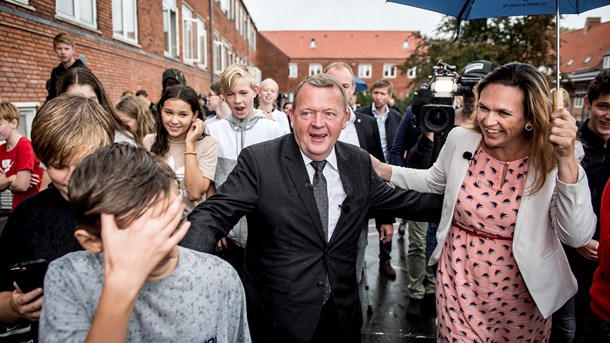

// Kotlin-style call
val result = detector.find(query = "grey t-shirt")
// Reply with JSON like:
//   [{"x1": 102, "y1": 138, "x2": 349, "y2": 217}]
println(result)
[{"x1": 39, "y1": 247, "x2": 250, "y2": 342}]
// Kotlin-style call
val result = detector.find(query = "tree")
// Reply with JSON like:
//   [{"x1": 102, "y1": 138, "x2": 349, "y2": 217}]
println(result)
[{"x1": 400, "y1": 15, "x2": 556, "y2": 87}]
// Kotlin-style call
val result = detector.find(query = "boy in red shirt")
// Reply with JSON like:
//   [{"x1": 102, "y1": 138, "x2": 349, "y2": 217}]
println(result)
[{"x1": 0, "y1": 102, "x2": 43, "y2": 209}]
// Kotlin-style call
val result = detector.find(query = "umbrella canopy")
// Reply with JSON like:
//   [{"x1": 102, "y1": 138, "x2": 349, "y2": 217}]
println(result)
[
  {"x1": 354, "y1": 76, "x2": 368, "y2": 92},
  {"x1": 388, "y1": 0, "x2": 610, "y2": 88}
]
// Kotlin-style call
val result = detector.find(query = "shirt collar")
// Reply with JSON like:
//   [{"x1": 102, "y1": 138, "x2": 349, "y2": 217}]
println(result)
[
  {"x1": 372, "y1": 104, "x2": 389, "y2": 117},
  {"x1": 301, "y1": 147, "x2": 339, "y2": 171},
  {"x1": 347, "y1": 108, "x2": 356, "y2": 124}
]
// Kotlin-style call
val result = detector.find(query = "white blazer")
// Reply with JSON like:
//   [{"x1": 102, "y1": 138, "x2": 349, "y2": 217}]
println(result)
[{"x1": 390, "y1": 127, "x2": 595, "y2": 318}]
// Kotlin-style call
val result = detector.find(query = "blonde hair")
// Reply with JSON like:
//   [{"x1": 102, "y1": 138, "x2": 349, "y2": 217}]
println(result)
[
  {"x1": 324, "y1": 62, "x2": 354, "y2": 79},
  {"x1": 469, "y1": 63, "x2": 554, "y2": 195},
  {"x1": 53, "y1": 33, "x2": 75, "y2": 48},
  {"x1": 220, "y1": 63, "x2": 257, "y2": 95},
  {"x1": 0, "y1": 102, "x2": 20, "y2": 123},
  {"x1": 32, "y1": 94, "x2": 114, "y2": 167},
  {"x1": 260, "y1": 78, "x2": 279, "y2": 91},
  {"x1": 115, "y1": 95, "x2": 156, "y2": 145}
]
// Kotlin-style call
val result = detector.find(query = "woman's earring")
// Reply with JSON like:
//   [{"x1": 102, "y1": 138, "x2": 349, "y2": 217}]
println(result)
[{"x1": 525, "y1": 123, "x2": 533, "y2": 132}]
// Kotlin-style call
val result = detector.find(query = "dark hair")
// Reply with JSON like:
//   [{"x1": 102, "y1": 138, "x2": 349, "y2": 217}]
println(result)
[
  {"x1": 135, "y1": 89, "x2": 148, "y2": 97},
  {"x1": 56, "y1": 67, "x2": 132, "y2": 139},
  {"x1": 210, "y1": 81, "x2": 222, "y2": 95},
  {"x1": 587, "y1": 70, "x2": 610, "y2": 103},
  {"x1": 69, "y1": 143, "x2": 176, "y2": 238},
  {"x1": 151, "y1": 85, "x2": 202, "y2": 156}
]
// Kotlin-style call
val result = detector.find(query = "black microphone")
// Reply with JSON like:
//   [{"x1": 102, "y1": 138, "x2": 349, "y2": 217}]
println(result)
[
  {"x1": 463, "y1": 151, "x2": 474, "y2": 161},
  {"x1": 305, "y1": 182, "x2": 314, "y2": 190},
  {"x1": 340, "y1": 204, "x2": 351, "y2": 214}
]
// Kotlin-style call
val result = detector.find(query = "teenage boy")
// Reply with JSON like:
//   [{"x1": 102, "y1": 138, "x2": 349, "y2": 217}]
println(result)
[
  {"x1": 0, "y1": 94, "x2": 114, "y2": 342},
  {"x1": 205, "y1": 63, "x2": 284, "y2": 278},
  {"x1": 0, "y1": 102, "x2": 43, "y2": 209},
  {"x1": 46, "y1": 33, "x2": 88, "y2": 102},
  {"x1": 38, "y1": 144, "x2": 250, "y2": 342}
]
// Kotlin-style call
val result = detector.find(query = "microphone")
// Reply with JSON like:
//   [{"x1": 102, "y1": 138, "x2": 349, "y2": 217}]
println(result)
[
  {"x1": 340, "y1": 204, "x2": 351, "y2": 214},
  {"x1": 305, "y1": 182, "x2": 314, "y2": 190},
  {"x1": 463, "y1": 151, "x2": 474, "y2": 161}
]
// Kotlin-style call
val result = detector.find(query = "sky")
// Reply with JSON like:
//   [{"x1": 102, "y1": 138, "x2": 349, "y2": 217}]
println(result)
[{"x1": 241, "y1": 0, "x2": 610, "y2": 36}]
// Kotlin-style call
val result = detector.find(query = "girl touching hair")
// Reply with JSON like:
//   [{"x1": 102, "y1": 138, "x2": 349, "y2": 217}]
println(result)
[
  {"x1": 115, "y1": 95, "x2": 156, "y2": 146},
  {"x1": 144, "y1": 85, "x2": 217, "y2": 211}
]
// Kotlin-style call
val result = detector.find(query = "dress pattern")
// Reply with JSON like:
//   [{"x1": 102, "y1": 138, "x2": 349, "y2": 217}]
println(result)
[{"x1": 437, "y1": 145, "x2": 551, "y2": 342}]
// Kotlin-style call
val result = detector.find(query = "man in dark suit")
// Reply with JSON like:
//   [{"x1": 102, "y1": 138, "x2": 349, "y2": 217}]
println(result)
[
  {"x1": 356, "y1": 79, "x2": 404, "y2": 276},
  {"x1": 324, "y1": 62, "x2": 396, "y2": 280},
  {"x1": 182, "y1": 74, "x2": 442, "y2": 342}
]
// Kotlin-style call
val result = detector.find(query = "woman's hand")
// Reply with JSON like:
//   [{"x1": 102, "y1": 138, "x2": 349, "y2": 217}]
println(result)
[
  {"x1": 185, "y1": 119, "x2": 205, "y2": 146},
  {"x1": 549, "y1": 108, "x2": 579, "y2": 184},
  {"x1": 371, "y1": 155, "x2": 392, "y2": 182}
]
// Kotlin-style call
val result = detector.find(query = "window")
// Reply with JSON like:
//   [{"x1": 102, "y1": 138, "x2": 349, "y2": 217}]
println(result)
[
  {"x1": 197, "y1": 18, "x2": 208, "y2": 69},
  {"x1": 309, "y1": 64, "x2": 322, "y2": 76},
  {"x1": 163, "y1": 0, "x2": 178, "y2": 58},
  {"x1": 566, "y1": 59, "x2": 574, "y2": 66},
  {"x1": 358, "y1": 64, "x2": 372, "y2": 78},
  {"x1": 182, "y1": 6, "x2": 198, "y2": 64},
  {"x1": 220, "y1": 0, "x2": 233, "y2": 19},
  {"x1": 289, "y1": 63, "x2": 298, "y2": 78},
  {"x1": 584, "y1": 56, "x2": 591, "y2": 64},
  {"x1": 574, "y1": 96, "x2": 584, "y2": 108},
  {"x1": 576, "y1": 83, "x2": 588, "y2": 93},
  {"x1": 56, "y1": 0, "x2": 97, "y2": 29},
  {"x1": 383, "y1": 64, "x2": 397, "y2": 78},
  {"x1": 112, "y1": 0, "x2": 137, "y2": 43},
  {"x1": 604, "y1": 55, "x2": 610, "y2": 69},
  {"x1": 213, "y1": 36, "x2": 229, "y2": 75},
  {"x1": 6, "y1": 0, "x2": 31, "y2": 7},
  {"x1": 407, "y1": 67, "x2": 417, "y2": 79}
]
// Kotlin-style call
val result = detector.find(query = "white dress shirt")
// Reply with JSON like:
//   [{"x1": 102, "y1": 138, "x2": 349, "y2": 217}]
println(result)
[{"x1": 338, "y1": 108, "x2": 360, "y2": 147}]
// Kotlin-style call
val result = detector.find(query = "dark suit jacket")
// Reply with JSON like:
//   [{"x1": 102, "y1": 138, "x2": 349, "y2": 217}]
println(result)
[
  {"x1": 356, "y1": 105, "x2": 402, "y2": 162},
  {"x1": 182, "y1": 135, "x2": 442, "y2": 342}
]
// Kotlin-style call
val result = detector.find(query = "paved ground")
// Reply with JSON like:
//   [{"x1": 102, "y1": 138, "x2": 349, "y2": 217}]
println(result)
[{"x1": 360, "y1": 221, "x2": 436, "y2": 342}]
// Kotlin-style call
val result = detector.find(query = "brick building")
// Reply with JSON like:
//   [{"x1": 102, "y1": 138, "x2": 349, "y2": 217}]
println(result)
[
  {"x1": 560, "y1": 17, "x2": 610, "y2": 122},
  {"x1": 1, "y1": 0, "x2": 258, "y2": 136},
  {"x1": 257, "y1": 30, "x2": 421, "y2": 100}
]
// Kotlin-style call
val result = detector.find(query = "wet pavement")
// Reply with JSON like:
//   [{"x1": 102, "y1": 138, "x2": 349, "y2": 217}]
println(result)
[{"x1": 360, "y1": 220, "x2": 437, "y2": 342}]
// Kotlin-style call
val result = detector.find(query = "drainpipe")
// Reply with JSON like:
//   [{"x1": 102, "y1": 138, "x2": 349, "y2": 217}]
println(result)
[{"x1": 209, "y1": 0, "x2": 215, "y2": 83}]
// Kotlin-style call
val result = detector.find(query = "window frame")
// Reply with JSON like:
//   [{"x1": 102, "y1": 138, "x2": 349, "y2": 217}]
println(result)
[
  {"x1": 309, "y1": 64, "x2": 322, "y2": 76},
  {"x1": 407, "y1": 67, "x2": 417, "y2": 79},
  {"x1": 289, "y1": 63, "x2": 298, "y2": 78},
  {"x1": 573, "y1": 96, "x2": 584, "y2": 109},
  {"x1": 112, "y1": 0, "x2": 138, "y2": 44},
  {"x1": 603, "y1": 55, "x2": 610, "y2": 69},
  {"x1": 358, "y1": 64, "x2": 372, "y2": 78},
  {"x1": 56, "y1": 0, "x2": 98, "y2": 30},
  {"x1": 162, "y1": 0, "x2": 179, "y2": 58},
  {"x1": 383, "y1": 64, "x2": 397, "y2": 78}
]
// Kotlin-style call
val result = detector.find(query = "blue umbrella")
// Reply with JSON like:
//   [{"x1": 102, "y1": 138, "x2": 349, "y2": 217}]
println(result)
[
  {"x1": 387, "y1": 0, "x2": 610, "y2": 88},
  {"x1": 354, "y1": 77, "x2": 368, "y2": 92}
]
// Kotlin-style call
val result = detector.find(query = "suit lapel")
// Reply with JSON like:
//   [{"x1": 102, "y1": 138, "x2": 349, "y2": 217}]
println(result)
[{"x1": 284, "y1": 136, "x2": 327, "y2": 243}]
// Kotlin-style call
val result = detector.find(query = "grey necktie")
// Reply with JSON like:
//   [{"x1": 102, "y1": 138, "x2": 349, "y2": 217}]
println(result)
[
  {"x1": 311, "y1": 160, "x2": 328, "y2": 241},
  {"x1": 311, "y1": 160, "x2": 331, "y2": 304}
]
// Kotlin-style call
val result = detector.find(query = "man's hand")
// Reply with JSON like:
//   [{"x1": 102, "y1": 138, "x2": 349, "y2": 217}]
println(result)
[
  {"x1": 9, "y1": 283, "x2": 43, "y2": 321},
  {"x1": 215, "y1": 237, "x2": 230, "y2": 252},
  {"x1": 379, "y1": 224, "x2": 394, "y2": 244},
  {"x1": 576, "y1": 239, "x2": 599, "y2": 261}
]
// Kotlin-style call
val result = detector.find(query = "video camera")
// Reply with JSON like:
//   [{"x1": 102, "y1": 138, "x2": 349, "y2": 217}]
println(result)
[{"x1": 413, "y1": 60, "x2": 496, "y2": 133}]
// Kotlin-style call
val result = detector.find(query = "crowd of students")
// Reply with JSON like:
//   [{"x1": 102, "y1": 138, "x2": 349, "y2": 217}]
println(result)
[{"x1": 0, "y1": 31, "x2": 609, "y2": 343}]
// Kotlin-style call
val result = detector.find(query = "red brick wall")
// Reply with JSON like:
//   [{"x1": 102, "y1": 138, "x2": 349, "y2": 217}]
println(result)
[
  {"x1": 255, "y1": 32, "x2": 290, "y2": 92},
  {"x1": 0, "y1": 0, "x2": 255, "y2": 105}
]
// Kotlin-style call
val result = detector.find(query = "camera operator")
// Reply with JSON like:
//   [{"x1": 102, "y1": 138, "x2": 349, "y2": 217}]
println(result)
[{"x1": 396, "y1": 60, "x2": 495, "y2": 319}]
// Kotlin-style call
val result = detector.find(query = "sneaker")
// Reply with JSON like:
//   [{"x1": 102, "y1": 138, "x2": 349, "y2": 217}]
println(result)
[
  {"x1": 422, "y1": 293, "x2": 437, "y2": 317},
  {"x1": 379, "y1": 260, "x2": 396, "y2": 278},
  {"x1": 398, "y1": 222, "x2": 406, "y2": 237}
]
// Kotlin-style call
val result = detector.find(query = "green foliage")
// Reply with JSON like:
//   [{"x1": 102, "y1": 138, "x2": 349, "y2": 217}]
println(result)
[{"x1": 399, "y1": 15, "x2": 557, "y2": 87}]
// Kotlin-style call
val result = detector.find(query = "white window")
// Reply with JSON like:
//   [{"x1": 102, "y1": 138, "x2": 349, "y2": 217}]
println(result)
[
  {"x1": 248, "y1": 21, "x2": 256, "y2": 51},
  {"x1": 407, "y1": 67, "x2": 417, "y2": 79},
  {"x1": 574, "y1": 96, "x2": 584, "y2": 108},
  {"x1": 162, "y1": 0, "x2": 178, "y2": 58},
  {"x1": 289, "y1": 63, "x2": 298, "y2": 78},
  {"x1": 213, "y1": 36, "x2": 228, "y2": 75},
  {"x1": 220, "y1": 0, "x2": 233, "y2": 19},
  {"x1": 13, "y1": 102, "x2": 39, "y2": 139},
  {"x1": 6, "y1": 0, "x2": 31, "y2": 7},
  {"x1": 182, "y1": 6, "x2": 197, "y2": 64},
  {"x1": 576, "y1": 83, "x2": 588, "y2": 93},
  {"x1": 197, "y1": 18, "x2": 208, "y2": 69},
  {"x1": 56, "y1": 0, "x2": 97, "y2": 29},
  {"x1": 604, "y1": 55, "x2": 610, "y2": 69},
  {"x1": 584, "y1": 56, "x2": 592, "y2": 64},
  {"x1": 358, "y1": 64, "x2": 372, "y2": 78},
  {"x1": 309, "y1": 64, "x2": 322, "y2": 76},
  {"x1": 112, "y1": 0, "x2": 138, "y2": 43},
  {"x1": 383, "y1": 64, "x2": 397, "y2": 78}
]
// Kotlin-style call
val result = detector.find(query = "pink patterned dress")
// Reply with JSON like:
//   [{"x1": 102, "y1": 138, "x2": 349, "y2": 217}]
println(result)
[{"x1": 436, "y1": 145, "x2": 551, "y2": 342}]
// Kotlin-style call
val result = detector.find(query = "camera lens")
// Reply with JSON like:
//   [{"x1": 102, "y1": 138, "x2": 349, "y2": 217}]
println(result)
[{"x1": 421, "y1": 105, "x2": 455, "y2": 133}]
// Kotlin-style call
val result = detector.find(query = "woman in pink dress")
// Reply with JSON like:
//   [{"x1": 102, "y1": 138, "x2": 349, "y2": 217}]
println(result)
[{"x1": 373, "y1": 63, "x2": 595, "y2": 342}]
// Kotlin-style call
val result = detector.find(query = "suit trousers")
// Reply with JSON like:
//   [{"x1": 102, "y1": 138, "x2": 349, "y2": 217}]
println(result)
[{"x1": 311, "y1": 297, "x2": 361, "y2": 343}]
